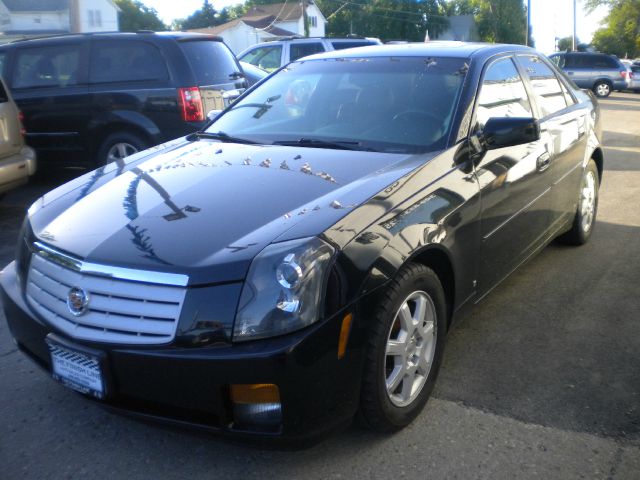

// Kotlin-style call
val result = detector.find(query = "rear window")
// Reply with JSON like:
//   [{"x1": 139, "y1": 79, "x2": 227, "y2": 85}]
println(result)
[
  {"x1": 179, "y1": 40, "x2": 238, "y2": 85},
  {"x1": 331, "y1": 41, "x2": 377, "y2": 50},
  {"x1": 89, "y1": 40, "x2": 168, "y2": 84},
  {"x1": 289, "y1": 42, "x2": 324, "y2": 62},
  {"x1": 13, "y1": 44, "x2": 80, "y2": 89}
]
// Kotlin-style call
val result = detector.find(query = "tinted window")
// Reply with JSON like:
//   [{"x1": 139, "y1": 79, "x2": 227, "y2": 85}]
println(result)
[
  {"x1": 210, "y1": 56, "x2": 467, "y2": 153},
  {"x1": 0, "y1": 79, "x2": 7, "y2": 103},
  {"x1": 13, "y1": 44, "x2": 80, "y2": 89},
  {"x1": 90, "y1": 41, "x2": 167, "y2": 84},
  {"x1": 289, "y1": 42, "x2": 324, "y2": 62},
  {"x1": 179, "y1": 40, "x2": 239, "y2": 85},
  {"x1": 476, "y1": 57, "x2": 532, "y2": 129},
  {"x1": 331, "y1": 41, "x2": 377, "y2": 50},
  {"x1": 241, "y1": 45, "x2": 282, "y2": 72},
  {"x1": 548, "y1": 54, "x2": 564, "y2": 68},
  {"x1": 518, "y1": 55, "x2": 567, "y2": 117},
  {"x1": 0, "y1": 51, "x2": 5, "y2": 76}
]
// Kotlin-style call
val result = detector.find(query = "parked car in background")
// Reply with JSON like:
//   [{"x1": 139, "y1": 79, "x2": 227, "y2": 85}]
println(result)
[
  {"x1": 0, "y1": 32, "x2": 247, "y2": 167},
  {"x1": 240, "y1": 61, "x2": 268, "y2": 86},
  {"x1": 626, "y1": 64, "x2": 640, "y2": 92},
  {"x1": 0, "y1": 77, "x2": 36, "y2": 195},
  {"x1": 548, "y1": 51, "x2": 628, "y2": 97},
  {"x1": 238, "y1": 36, "x2": 382, "y2": 71},
  {"x1": 1, "y1": 43, "x2": 603, "y2": 442}
]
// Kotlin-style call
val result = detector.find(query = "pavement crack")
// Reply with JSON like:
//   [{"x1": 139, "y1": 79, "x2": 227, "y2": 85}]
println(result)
[
  {"x1": 607, "y1": 446, "x2": 624, "y2": 480},
  {"x1": 0, "y1": 348, "x2": 18, "y2": 358}
]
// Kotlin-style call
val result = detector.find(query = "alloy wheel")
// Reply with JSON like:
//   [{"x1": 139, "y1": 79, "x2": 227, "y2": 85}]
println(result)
[
  {"x1": 106, "y1": 142, "x2": 138, "y2": 163},
  {"x1": 580, "y1": 169, "x2": 597, "y2": 233},
  {"x1": 385, "y1": 290, "x2": 437, "y2": 407}
]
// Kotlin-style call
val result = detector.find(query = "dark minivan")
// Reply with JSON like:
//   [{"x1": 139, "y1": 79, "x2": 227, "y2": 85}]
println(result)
[{"x1": 0, "y1": 32, "x2": 246, "y2": 166}]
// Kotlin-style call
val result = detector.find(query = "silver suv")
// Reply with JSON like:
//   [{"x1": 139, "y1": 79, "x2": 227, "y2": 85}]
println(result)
[
  {"x1": 548, "y1": 52, "x2": 628, "y2": 97},
  {"x1": 238, "y1": 37, "x2": 381, "y2": 72}
]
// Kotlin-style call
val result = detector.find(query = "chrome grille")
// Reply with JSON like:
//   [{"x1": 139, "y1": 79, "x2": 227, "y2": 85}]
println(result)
[{"x1": 26, "y1": 252, "x2": 187, "y2": 345}]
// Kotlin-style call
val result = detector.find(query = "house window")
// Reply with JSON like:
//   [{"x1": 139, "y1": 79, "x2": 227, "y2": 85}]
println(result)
[
  {"x1": 308, "y1": 16, "x2": 317, "y2": 28},
  {"x1": 88, "y1": 10, "x2": 102, "y2": 27}
]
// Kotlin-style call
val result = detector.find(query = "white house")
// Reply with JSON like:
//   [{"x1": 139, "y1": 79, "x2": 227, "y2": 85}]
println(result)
[
  {"x1": 0, "y1": 0, "x2": 119, "y2": 41},
  {"x1": 192, "y1": 1, "x2": 327, "y2": 54}
]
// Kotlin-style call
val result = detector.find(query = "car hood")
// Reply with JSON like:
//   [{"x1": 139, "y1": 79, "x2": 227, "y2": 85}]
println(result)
[{"x1": 28, "y1": 139, "x2": 434, "y2": 285}]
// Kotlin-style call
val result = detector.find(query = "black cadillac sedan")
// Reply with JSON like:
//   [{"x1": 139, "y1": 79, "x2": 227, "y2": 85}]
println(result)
[{"x1": 1, "y1": 43, "x2": 603, "y2": 441}]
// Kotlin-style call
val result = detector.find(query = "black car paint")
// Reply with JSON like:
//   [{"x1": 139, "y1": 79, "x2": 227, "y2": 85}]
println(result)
[
  {"x1": 0, "y1": 33, "x2": 245, "y2": 166},
  {"x1": 1, "y1": 43, "x2": 603, "y2": 441}
]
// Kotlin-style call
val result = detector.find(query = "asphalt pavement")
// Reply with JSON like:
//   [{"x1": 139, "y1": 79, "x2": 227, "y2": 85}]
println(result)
[{"x1": 0, "y1": 93, "x2": 638, "y2": 479}]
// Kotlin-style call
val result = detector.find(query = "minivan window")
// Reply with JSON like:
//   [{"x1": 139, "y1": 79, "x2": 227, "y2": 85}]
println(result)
[
  {"x1": 241, "y1": 45, "x2": 282, "y2": 72},
  {"x1": 90, "y1": 40, "x2": 168, "y2": 84},
  {"x1": 518, "y1": 55, "x2": 567, "y2": 117},
  {"x1": 179, "y1": 40, "x2": 238, "y2": 85},
  {"x1": 0, "y1": 51, "x2": 6, "y2": 76},
  {"x1": 289, "y1": 42, "x2": 325, "y2": 62},
  {"x1": 13, "y1": 44, "x2": 80, "y2": 89},
  {"x1": 475, "y1": 57, "x2": 532, "y2": 129}
]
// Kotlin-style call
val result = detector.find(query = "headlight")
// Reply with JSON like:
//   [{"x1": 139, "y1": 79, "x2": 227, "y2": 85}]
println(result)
[{"x1": 233, "y1": 237, "x2": 335, "y2": 341}]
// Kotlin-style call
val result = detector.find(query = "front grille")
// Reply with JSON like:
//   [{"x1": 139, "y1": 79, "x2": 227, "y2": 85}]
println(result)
[{"x1": 26, "y1": 253, "x2": 186, "y2": 345}]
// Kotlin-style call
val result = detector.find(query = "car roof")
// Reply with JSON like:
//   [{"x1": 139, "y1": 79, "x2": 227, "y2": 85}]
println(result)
[
  {"x1": 301, "y1": 41, "x2": 536, "y2": 61},
  {"x1": 4, "y1": 31, "x2": 222, "y2": 47}
]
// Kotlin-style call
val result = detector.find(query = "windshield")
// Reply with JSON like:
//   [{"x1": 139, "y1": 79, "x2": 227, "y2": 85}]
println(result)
[{"x1": 208, "y1": 56, "x2": 468, "y2": 153}]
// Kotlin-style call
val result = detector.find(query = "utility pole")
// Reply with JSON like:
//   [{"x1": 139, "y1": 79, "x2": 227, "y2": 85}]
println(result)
[
  {"x1": 526, "y1": 0, "x2": 530, "y2": 46},
  {"x1": 572, "y1": 0, "x2": 577, "y2": 51}
]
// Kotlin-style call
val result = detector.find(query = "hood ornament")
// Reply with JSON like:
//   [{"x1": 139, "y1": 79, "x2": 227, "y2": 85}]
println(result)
[{"x1": 67, "y1": 287, "x2": 90, "y2": 317}]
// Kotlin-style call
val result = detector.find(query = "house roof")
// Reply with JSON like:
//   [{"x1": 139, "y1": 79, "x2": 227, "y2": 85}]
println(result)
[
  {"x1": 190, "y1": 17, "x2": 295, "y2": 38},
  {"x1": 2, "y1": 0, "x2": 68, "y2": 12},
  {"x1": 244, "y1": 2, "x2": 307, "y2": 22}
]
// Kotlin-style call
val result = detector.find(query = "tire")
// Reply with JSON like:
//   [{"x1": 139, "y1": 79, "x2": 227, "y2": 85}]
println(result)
[
  {"x1": 557, "y1": 159, "x2": 599, "y2": 245},
  {"x1": 359, "y1": 263, "x2": 447, "y2": 432},
  {"x1": 95, "y1": 132, "x2": 147, "y2": 166},
  {"x1": 593, "y1": 81, "x2": 611, "y2": 98}
]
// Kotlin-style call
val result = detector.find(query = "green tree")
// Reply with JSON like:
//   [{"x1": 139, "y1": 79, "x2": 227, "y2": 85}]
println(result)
[
  {"x1": 174, "y1": 0, "x2": 219, "y2": 30},
  {"x1": 474, "y1": 0, "x2": 527, "y2": 44},
  {"x1": 590, "y1": 0, "x2": 640, "y2": 57},
  {"x1": 557, "y1": 36, "x2": 575, "y2": 51},
  {"x1": 115, "y1": 0, "x2": 167, "y2": 32}
]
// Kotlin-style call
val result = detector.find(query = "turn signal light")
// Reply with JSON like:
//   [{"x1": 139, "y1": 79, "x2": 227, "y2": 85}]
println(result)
[
  {"x1": 230, "y1": 383, "x2": 280, "y2": 404},
  {"x1": 178, "y1": 87, "x2": 204, "y2": 122}
]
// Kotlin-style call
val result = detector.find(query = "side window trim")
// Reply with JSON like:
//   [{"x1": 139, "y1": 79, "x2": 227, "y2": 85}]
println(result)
[
  {"x1": 514, "y1": 54, "x2": 574, "y2": 119},
  {"x1": 468, "y1": 53, "x2": 534, "y2": 137}
]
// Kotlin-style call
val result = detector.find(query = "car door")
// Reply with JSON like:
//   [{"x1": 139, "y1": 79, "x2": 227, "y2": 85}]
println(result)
[
  {"x1": 472, "y1": 56, "x2": 553, "y2": 296},
  {"x1": 563, "y1": 53, "x2": 591, "y2": 88},
  {"x1": 516, "y1": 54, "x2": 587, "y2": 230},
  {"x1": 8, "y1": 40, "x2": 90, "y2": 163}
]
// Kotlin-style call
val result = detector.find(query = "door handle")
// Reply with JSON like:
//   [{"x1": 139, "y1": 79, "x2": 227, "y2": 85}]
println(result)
[{"x1": 537, "y1": 152, "x2": 551, "y2": 172}]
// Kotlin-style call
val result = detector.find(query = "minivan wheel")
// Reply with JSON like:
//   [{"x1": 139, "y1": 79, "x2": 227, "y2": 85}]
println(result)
[
  {"x1": 359, "y1": 263, "x2": 446, "y2": 432},
  {"x1": 557, "y1": 159, "x2": 599, "y2": 245},
  {"x1": 593, "y1": 81, "x2": 611, "y2": 98},
  {"x1": 96, "y1": 132, "x2": 147, "y2": 166}
]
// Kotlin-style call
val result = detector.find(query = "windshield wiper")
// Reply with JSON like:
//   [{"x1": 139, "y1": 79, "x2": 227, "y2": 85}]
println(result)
[
  {"x1": 188, "y1": 131, "x2": 258, "y2": 145},
  {"x1": 272, "y1": 138, "x2": 377, "y2": 151}
]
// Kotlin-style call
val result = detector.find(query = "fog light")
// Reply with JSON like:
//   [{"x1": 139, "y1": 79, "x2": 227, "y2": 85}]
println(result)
[{"x1": 230, "y1": 384, "x2": 282, "y2": 432}]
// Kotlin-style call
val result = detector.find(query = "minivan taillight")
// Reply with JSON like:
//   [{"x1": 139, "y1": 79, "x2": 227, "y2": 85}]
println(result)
[
  {"x1": 178, "y1": 87, "x2": 204, "y2": 122},
  {"x1": 621, "y1": 70, "x2": 629, "y2": 79},
  {"x1": 18, "y1": 110, "x2": 26, "y2": 136}
]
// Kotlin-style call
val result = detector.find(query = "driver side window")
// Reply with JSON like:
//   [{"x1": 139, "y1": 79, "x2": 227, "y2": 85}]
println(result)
[
  {"x1": 241, "y1": 46, "x2": 282, "y2": 72},
  {"x1": 476, "y1": 57, "x2": 532, "y2": 130}
]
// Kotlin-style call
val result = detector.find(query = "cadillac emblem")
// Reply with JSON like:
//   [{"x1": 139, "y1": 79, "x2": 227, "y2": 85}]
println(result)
[{"x1": 67, "y1": 287, "x2": 90, "y2": 317}]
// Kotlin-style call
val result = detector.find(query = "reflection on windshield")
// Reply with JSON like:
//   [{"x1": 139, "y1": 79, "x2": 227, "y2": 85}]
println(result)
[{"x1": 209, "y1": 56, "x2": 467, "y2": 153}]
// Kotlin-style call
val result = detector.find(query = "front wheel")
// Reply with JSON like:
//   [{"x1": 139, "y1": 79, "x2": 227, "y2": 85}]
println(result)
[
  {"x1": 359, "y1": 263, "x2": 447, "y2": 432},
  {"x1": 558, "y1": 159, "x2": 599, "y2": 245},
  {"x1": 593, "y1": 81, "x2": 611, "y2": 98}
]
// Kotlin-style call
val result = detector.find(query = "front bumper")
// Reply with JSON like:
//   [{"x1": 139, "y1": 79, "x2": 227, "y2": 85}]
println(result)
[{"x1": 1, "y1": 261, "x2": 364, "y2": 442}]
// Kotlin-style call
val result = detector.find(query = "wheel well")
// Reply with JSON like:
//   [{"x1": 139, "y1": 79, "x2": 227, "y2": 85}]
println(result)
[
  {"x1": 591, "y1": 147, "x2": 604, "y2": 184},
  {"x1": 92, "y1": 123, "x2": 153, "y2": 159},
  {"x1": 412, "y1": 248, "x2": 455, "y2": 326},
  {"x1": 593, "y1": 78, "x2": 612, "y2": 87}
]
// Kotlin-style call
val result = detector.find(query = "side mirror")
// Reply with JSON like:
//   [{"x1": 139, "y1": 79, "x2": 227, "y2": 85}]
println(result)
[
  {"x1": 207, "y1": 109, "x2": 222, "y2": 121},
  {"x1": 481, "y1": 117, "x2": 540, "y2": 150}
]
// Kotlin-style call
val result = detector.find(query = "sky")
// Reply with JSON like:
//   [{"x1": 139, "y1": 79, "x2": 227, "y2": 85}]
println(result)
[{"x1": 143, "y1": 0, "x2": 610, "y2": 54}]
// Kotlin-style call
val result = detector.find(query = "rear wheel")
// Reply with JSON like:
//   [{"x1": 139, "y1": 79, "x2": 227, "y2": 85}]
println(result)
[
  {"x1": 593, "y1": 81, "x2": 611, "y2": 98},
  {"x1": 359, "y1": 263, "x2": 447, "y2": 432},
  {"x1": 558, "y1": 159, "x2": 599, "y2": 245},
  {"x1": 96, "y1": 132, "x2": 146, "y2": 166}
]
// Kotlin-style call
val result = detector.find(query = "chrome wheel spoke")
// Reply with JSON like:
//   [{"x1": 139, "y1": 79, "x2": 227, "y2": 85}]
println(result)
[{"x1": 385, "y1": 290, "x2": 438, "y2": 407}]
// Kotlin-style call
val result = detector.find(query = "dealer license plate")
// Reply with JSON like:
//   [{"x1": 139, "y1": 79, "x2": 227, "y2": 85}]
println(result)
[{"x1": 46, "y1": 340, "x2": 105, "y2": 399}]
